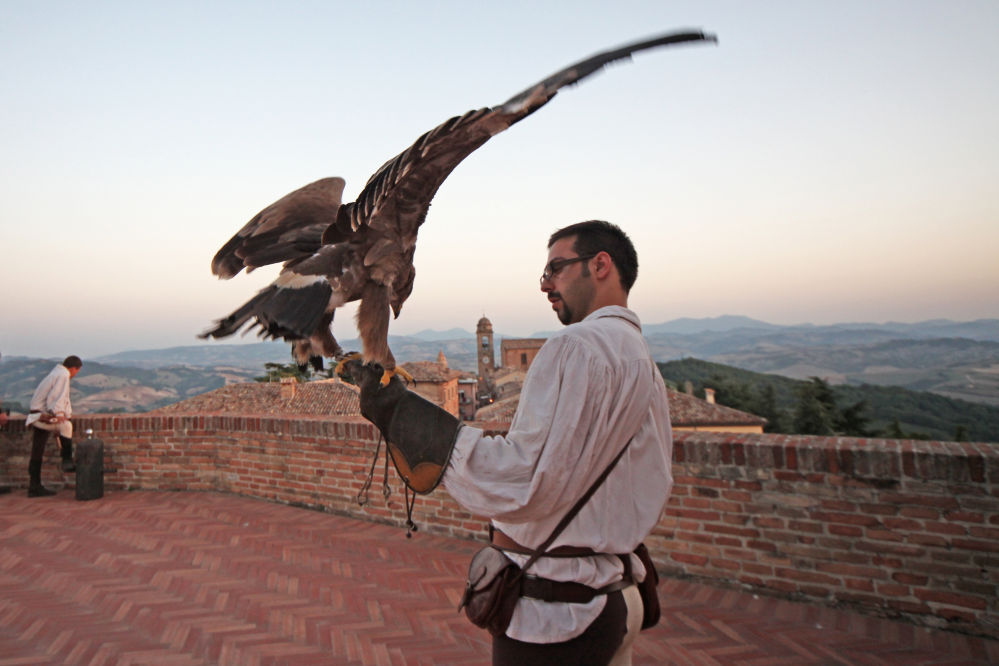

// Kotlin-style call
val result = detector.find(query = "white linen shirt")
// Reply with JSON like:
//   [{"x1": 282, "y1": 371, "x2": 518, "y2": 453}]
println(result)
[
  {"x1": 444, "y1": 305, "x2": 673, "y2": 643},
  {"x1": 25, "y1": 364, "x2": 73, "y2": 428}
]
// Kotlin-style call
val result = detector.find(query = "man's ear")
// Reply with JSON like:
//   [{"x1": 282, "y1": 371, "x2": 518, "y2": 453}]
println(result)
[{"x1": 594, "y1": 252, "x2": 615, "y2": 280}]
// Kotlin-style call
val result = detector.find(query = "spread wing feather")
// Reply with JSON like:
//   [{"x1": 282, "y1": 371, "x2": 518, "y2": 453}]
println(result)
[
  {"x1": 211, "y1": 177, "x2": 346, "y2": 279},
  {"x1": 343, "y1": 30, "x2": 714, "y2": 239}
]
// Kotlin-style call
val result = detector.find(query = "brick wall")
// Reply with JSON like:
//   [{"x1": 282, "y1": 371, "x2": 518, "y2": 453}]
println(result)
[
  {"x1": 656, "y1": 432, "x2": 999, "y2": 639},
  {"x1": 2, "y1": 417, "x2": 996, "y2": 639},
  {"x1": 0, "y1": 415, "x2": 493, "y2": 540}
]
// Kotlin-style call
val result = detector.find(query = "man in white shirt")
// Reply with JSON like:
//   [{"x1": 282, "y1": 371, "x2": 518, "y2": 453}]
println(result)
[
  {"x1": 350, "y1": 221, "x2": 672, "y2": 665},
  {"x1": 24, "y1": 355, "x2": 82, "y2": 496}
]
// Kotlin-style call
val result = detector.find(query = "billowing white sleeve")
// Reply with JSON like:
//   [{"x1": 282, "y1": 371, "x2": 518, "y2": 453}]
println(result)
[
  {"x1": 47, "y1": 373, "x2": 72, "y2": 418},
  {"x1": 444, "y1": 336, "x2": 605, "y2": 523}
]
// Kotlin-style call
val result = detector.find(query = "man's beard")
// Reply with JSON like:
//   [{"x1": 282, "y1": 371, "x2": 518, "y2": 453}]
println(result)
[
  {"x1": 556, "y1": 300, "x2": 574, "y2": 325},
  {"x1": 552, "y1": 277, "x2": 594, "y2": 326}
]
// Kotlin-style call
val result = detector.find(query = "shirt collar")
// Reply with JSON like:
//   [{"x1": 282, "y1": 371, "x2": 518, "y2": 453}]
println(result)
[{"x1": 583, "y1": 305, "x2": 642, "y2": 331}]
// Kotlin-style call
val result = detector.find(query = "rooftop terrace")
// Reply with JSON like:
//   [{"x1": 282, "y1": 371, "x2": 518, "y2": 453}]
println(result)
[{"x1": 1, "y1": 491, "x2": 996, "y2": 665}]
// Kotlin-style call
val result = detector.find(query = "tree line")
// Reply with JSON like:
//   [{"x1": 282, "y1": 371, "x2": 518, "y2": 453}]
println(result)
[{"x1": 657, "y1": 358, "x2": 996, "y2": 442}]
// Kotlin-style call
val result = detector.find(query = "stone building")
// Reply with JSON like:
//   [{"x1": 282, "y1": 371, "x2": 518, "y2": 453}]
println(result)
[
  {"x1": 457, "y1": 375, "x2": 478, "y2": 421},
  {"x1": 400, "y1": 350, "x2": 466, "y2": 418},
  {"x1": 499, "y1": 338, "x2": 546, "y2": 371},
  {"x1": 475, "y1": 316, "x2": 495, "y2": 386}
]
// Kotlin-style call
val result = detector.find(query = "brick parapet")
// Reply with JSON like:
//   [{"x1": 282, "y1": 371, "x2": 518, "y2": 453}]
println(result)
[
  {"x1": 663, "y1": 431, "x2": 999, "y2": 639},
  {"x1": 1, "y1": 418, "x2": 996, "y2": 639}
]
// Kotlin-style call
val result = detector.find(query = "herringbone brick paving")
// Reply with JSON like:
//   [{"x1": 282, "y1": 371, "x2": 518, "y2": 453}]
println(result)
[{"x1": 0, "y1": 492, "x2": 995, "y2": 665}]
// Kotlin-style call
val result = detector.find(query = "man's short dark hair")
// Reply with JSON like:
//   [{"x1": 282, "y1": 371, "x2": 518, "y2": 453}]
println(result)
[
  {"x1": 548, "y1": 220, "x2": 638, "y2": 292},
  {"x1": 62, "y1": 356, "x2": 82, "y2": 369}
]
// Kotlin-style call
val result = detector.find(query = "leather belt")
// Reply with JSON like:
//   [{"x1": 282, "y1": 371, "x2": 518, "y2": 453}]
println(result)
[
  {"x1": 29, "y1": 410, "x2": 42, "y2": 414},
  {"x1": 490, "y1": 526, "x2": 598, "y2": 558},
  {"x1": 521, "y1": 576, "x2": 634, "y2": 604}
]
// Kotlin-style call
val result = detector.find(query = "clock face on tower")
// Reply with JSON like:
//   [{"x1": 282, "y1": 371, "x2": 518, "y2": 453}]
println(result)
[{"x1": 482, "y1": 356, "x2": 490, "y2": 366}]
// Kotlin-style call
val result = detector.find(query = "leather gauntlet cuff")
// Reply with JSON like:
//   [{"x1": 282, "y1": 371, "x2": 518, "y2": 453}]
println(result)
[
  {"x1": 384, "y1": 390, "x2": 462, "y2": 494},
  {"x1": 351, "y1": 362, "x2": 462, "y2": 494}
]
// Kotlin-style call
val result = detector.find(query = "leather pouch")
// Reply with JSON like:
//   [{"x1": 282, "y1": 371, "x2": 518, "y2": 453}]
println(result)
[
  {"x1": 633, "y1": 543, "x2": 661, "y2": 630},
  {"x1": 457, "y1": 434, "x2": 641, "y2": 636},
  {"x1": 458, "y1": 546, "x2": 523, "y2": 636}
]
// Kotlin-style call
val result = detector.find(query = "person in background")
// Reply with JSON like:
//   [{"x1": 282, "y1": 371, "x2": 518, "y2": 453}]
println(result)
[
  {"x1": 0, "y1": 408, "x2": 9, "y2": 494},
  {"x1": 24, "y1": 355, "x2": 82, "y2": 497}
]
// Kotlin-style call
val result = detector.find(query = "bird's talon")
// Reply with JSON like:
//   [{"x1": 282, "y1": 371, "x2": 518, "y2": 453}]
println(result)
[
  {"x1": 334, "y1": 352, "x2": 363, "y2": 376},
  {"x1": 380, "y1": 366, "x2": 415, "y2": 387}
]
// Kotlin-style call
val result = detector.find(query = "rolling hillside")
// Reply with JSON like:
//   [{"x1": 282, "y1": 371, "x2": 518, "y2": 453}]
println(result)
[
  {"x1": 0, "y1": 358, "x2": 258, "y2": 414},
  {"x1": 658, "y1": 358, "x2": 999, "y2": 443}
]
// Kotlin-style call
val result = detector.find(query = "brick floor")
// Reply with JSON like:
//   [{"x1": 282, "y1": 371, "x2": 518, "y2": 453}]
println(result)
[{"x1": 0, "y1": 491, "x2": 995, "y2": 665}]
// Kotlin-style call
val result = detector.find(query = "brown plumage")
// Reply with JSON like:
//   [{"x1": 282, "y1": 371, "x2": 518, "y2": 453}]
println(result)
[{"x1": 201, "y1": 30, "x2": 716, "y2": 376}]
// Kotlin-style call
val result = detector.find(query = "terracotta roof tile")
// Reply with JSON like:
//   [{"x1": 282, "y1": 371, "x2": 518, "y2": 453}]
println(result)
[
  {"x1": 664, "y1": 389, "x2": 768, "y2": 427},
  {"x1": 500, "y1": 338, "x2": 546, "y2": 351},
  {"x1": 476, "y1": 388, "x2": 767, "y2": 427},
  {"x1": 475, "y1": 395, "x2": 520, "y2": 423},
  {"x1": 399, "y1": 361, "x2": 463, "y2": 383},
  {"x1": 152, "y1": 380, "x2": 361, "y2": 417}
]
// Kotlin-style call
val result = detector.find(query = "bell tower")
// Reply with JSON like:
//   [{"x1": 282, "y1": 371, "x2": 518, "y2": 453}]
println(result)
[{"x1": 476, "y1": 316, "x2": 495, "y2": 380}]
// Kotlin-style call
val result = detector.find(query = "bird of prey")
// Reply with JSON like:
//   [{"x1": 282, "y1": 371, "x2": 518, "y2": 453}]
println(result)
[{"x1": 202, "y1": 30, "x2": 717, "y2": 385}]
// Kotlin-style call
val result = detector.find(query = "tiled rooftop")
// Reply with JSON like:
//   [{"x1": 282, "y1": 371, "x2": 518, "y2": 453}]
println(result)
[
  {"x1": 398, "y1": 361, "x2": 464, "y2": 383},
  {"x1": 476, "y1": 388, "x2": 767, "y2": 428},
  {"x1": 664, "y1": 388, "x2": 768, "y2": 427},
  {"x1": 152, "y1": 380, "x2": 362, "y2": 417},
  {"x1": 475, "y1": 394, "x2": 520, "y2": 423},
  {"x1": 499, "y1": 338, "x2": 546, "y2": 350}
]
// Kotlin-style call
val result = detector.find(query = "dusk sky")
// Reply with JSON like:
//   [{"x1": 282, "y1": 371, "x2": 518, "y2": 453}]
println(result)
[{"x1": 2, "y1": 1, "x2": 997, "y2": 359}]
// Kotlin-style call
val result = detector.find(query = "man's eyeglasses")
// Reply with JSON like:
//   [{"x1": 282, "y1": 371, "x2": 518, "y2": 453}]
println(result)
[{"x1": 540, "y1": 254, "x2": 597, "y2": 285}]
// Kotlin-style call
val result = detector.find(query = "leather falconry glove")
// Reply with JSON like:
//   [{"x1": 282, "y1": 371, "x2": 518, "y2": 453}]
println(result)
[{"x1": 346, "y1": 360, "x2": 462, "y2": 494}]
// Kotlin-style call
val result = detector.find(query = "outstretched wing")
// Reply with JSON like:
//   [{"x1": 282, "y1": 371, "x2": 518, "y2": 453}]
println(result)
[
  {"x1": 211, "y1": 177, "x2": 346, "y2": 279},
  {"x1": 328, "y1": 30, "x2": 716, "y2": 247}
]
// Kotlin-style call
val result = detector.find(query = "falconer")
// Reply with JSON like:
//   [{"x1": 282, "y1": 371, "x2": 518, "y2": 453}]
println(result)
[
  {"x1": 349, "y1": 221, "x2": 673, "y2": 665},
  {"x1": 24, "y1": 355, "x2": 82, "y2": 497}
]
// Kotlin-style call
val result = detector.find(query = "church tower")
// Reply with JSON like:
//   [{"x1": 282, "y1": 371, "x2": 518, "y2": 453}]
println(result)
[{"x1": 476, "y1": 316, "x2": 495, "y2": 380}]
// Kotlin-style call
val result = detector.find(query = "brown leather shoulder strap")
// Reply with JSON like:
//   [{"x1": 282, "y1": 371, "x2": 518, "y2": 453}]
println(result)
[{"x1": 513, "y1": 435, "x2": 635, "y2": 578}]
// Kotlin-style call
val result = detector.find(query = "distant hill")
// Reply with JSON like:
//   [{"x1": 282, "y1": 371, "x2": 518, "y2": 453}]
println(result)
[
  {"x1": 92, "y1": 335, "x2": 518, "y2": 374},
  {"x1": 658, "y1": 358, "x2": 999, "y2": 443},
  {"x1": 711, "y1": 338, "x2": 999, "y2": 406},
  {"x1": 95, "y1": 341, "x2": 294, "y2": 369},
  {"x1": 29, "y1": 316, "x2": 996, "y2": 408},
  {"x1": 408, "y1": 328, "x2": 474, "y2": 341},
  {"x1": 0, "y1": 358, "x2": 258, "y2": 414},
  {"x1": 644, "y1": 315, "x2": 780, "y2": 335}
]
